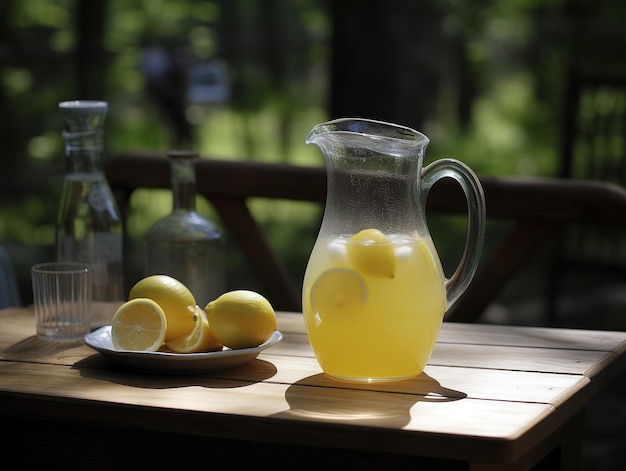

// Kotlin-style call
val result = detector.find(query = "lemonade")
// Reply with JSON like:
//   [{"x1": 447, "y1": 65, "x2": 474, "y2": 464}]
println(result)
[{"x1": 302, "y1": 231, "x2": 446, "y2": 381}]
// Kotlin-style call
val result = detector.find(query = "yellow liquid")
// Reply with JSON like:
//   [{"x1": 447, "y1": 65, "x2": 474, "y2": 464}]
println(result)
[{"x1": 302, "y1": 233, "x2": 446, "y2": 381}]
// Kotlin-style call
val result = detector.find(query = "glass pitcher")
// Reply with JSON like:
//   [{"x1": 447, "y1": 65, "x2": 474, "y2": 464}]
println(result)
[{"x1": 302, "y1": 118, "x2": 486, "y2": 382}]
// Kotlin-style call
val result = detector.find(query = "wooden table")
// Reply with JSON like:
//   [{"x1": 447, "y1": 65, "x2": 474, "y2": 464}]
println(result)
[{"x1": 1, "y1": 305, "x2": 625, "y2": 470}]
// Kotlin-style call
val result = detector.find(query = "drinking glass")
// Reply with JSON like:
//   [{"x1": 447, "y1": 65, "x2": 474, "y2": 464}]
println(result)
[{"x1": 31, "y1": 262, "x2": 92, "y2": 341}]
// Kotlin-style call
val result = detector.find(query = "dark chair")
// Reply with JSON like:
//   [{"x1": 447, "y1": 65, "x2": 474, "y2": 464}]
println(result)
[
  {"x1": 105, "y1": 152, "x2": 626, "y2": 321},
  {"x1": 0, "y1": 246, "x2": 21, "y2": 308},
  {"x1": 549, "y1": 70, "x2": 626, "y2": 321}
]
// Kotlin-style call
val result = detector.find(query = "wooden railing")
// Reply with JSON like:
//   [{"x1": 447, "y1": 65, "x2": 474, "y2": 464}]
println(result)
[{"x1": 105, "y1": 151, "x2": 626, "y2": 322}]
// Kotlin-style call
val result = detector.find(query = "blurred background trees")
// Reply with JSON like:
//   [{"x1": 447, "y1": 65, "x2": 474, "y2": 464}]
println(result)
[{"x1": 1, "y1": 0, "x2": 624, "y2": 304}]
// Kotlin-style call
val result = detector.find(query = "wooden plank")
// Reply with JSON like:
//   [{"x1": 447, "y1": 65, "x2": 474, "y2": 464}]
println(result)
[
  {"x1": 438, "y1": 322, "x2": 626, "y2": 352},
  {"x1": 0, "y1": 327, "x2": 611, "y2": 379},
  {"x1": 255, "y1": 356, "x2": 589, "y2": 406},
  {"x1": 17, "y1": 339, "x2": 586, "y2": 409},
  {"x1": 105, "y1": 152, "x2": 328, "y2": 203},
  {"x1": 0, "y1": 309, "x2": 34, "y2": 349},
  {"x1": 277, "y1": 311, "x2": 626, "y2": 355},
  {"x1": 2, "y1": 308, "x2": 624, "y2": 379},
  {"x1": 0, "y1": 360, "x2": 558, "y2": 464},
  {"x1": 106, "y1": 153, "x2": 626, "y2": 227},
  {"x1": 429, "y1": 343, "x2": 610, "y2": 375},
  {"x1": 429, "y1": 174, "x2": 626, "y2": 227}
]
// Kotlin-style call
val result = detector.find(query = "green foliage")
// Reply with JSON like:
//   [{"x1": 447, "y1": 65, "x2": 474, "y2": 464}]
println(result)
[
  {"x1": 428, "y1": 73, "x2": 558, "y2": 176},
  {"x1": 1, "y1": 0, "x2": 624, "y2": 308}
]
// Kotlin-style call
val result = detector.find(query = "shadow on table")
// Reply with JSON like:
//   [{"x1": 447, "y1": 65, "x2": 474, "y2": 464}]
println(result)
[
  {"x1": 271, "y1": 372, "x2": 466, "y2": 428},
  {"x1": 1, "y1": 335, "x2": 86, "y2": 362},
  {"x1": 73, "y1": 354, "x2": 278, "y2": 389}
]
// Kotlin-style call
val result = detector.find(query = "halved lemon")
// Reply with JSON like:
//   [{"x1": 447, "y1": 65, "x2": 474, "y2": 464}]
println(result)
[
  {"x1": 128, "y1": 275, "x2": 197, "y2": 342},
  {"x1": 111, "y1": 298, "x2": 167, "y2": 352},
  {"x1": 166, "y1": 306, "x2": 223, "y2": 354},
  {"x1": 310, "y1": 268, "x2": 367, "y2": 318},
  {"x1": 346, "y1": 228, "x2": 396, "y2": 278}
]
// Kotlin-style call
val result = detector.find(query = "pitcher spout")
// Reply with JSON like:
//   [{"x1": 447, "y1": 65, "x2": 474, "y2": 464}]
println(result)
[{"x1": 305, "y1": 118, "x2": 429, "y2": 155}]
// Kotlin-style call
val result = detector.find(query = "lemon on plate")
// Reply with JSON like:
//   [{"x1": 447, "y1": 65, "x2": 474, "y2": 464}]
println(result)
[
  {"x1": 166, "y1": 306, "x2": 223, "y2": 354},
  {"x1": 310, "y1": 268, "x2": 367, "y2": 318},
  {"x1": 346, "y1": 228, "x2": 396, "y2": 279},
  {"x1": 205, "y1": 290, "x2": 276, "y2": 349},
  {"x1": 111, "y1": 298, "x2": 167, "y2": 352},
  {"x1": 129, "y1": 275, "x2": 197, "y2": 342}
]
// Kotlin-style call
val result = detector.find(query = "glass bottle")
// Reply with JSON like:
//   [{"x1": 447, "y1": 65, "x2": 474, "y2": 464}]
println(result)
[
  {"x1": 144, "y1": 150, "x2": 225, "y2": 307},
  {"x1": 56, "y1": 100, "x2": 124, "y2": 302}
]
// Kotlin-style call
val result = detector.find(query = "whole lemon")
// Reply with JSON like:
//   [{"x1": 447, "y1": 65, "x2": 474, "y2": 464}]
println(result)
[
  {"x1": 129, "y1": 275, "x2": 197, "y2": 342},
  {"x1": 205, "y1": 290, "x2": 276, "y2": 349}
]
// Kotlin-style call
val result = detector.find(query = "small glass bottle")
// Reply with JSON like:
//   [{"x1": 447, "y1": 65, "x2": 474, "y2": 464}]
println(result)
[
  {"x1": 56, "y1": 100, "x2": 124, "y2": 302},
  {"x1": 144, "y1": 150, "x2": 226, "y2": 307}
]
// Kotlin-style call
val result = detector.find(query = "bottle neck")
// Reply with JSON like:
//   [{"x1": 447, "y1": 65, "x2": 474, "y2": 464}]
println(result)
[
  {"x1": 63, "y1": 129, "x2": 104, "y2": 175},
  {"x1": 170, "y1": 153, "x2": 198, "y2": 212}
]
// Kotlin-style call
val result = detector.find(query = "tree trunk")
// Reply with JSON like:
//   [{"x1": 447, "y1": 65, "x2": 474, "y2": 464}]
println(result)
[
  {"x1": 329, "y1": 0, "x2": 445, "y2": 131},
  {"x1": 76, "y1": 0, "x2": 107, "y2": 100}
]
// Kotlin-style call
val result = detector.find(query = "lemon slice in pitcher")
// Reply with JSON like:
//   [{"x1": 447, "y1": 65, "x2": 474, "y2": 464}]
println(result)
[
  {"x1": 346, "y1": 228, "x2": 396, "y2": 279},
  {"x1": 311, "y1": 268, "x2": 367, "y2": 319}
]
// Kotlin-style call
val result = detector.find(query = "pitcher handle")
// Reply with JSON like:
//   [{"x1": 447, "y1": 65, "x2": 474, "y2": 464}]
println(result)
[{"x1": 421, "y1": 158, "x2": 486, "y2": 309}]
